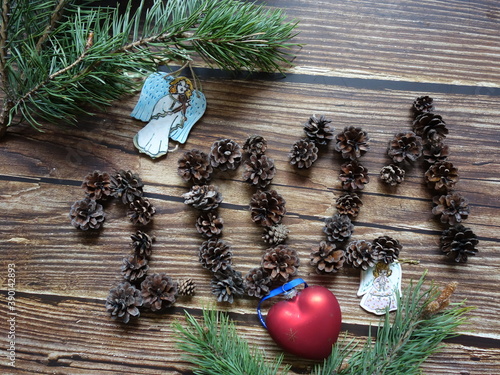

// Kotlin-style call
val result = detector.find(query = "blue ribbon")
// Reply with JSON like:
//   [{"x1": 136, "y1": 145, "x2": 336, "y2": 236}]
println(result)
[{"x1": 257, "y1": 278, "x2": 308, "y2": 329}]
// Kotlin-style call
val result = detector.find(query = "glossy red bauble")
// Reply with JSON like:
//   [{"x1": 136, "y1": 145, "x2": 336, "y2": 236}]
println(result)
[{"x1": 266, "y1": 285, "x2": 342, "y2": 360}]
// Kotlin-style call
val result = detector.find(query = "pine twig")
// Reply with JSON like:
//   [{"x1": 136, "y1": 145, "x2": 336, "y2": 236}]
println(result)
[{"x1": 35, "y1": 0, "x2": 69, "y2": 52}]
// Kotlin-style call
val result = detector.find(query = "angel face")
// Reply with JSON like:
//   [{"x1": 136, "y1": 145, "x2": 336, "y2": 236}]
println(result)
[{"x1": 176, "y1": 80, "x2": 188, "y2": 94}]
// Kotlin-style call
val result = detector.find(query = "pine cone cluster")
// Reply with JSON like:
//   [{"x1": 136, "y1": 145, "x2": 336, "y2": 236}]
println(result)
[
  {"x1": 303, "y1": 115, "x2": 335, "y2": 145},
  {"x1": 244, "y1": 267, "x2": 272, "y2": 298},
  {"x1": 289, "y1": 138, "x2": 319, "y2": 169},
  {"x1": 250, "y1": 189, "x2": 286, "y2": 227},
  {"x1": 209, "y1": 139, "x2": 242, "y2": 171},
  {"x1": 110, "y1": 170, "x2": 144, "y2": 204},
  {"x1": 262, "y1": 245, "x2": 300, "y2": 283},
  {"x1": 81, "y1": 170, "x2": 112, "y2": 201},
  {"x1": 140, "y1": 273, "x2": 178, "y2": 311},
  {"x1": 262, "y1": 224, "x2": 289, "y2": 245},
  {"x1": 440, "y1": 224, "x2": 478, "y2": 262},
  {"x1": 128, "y1": 197, "x2": 156, "y2": 225},
  {"x1": 339, "y1": 160, "x2": 370, "y2": 191},
  {"x1": 69, "y1": 197, "x2": 105, "y2": 230},
  {"x1": 182, "y1": 185, "x2": 222, "y2": 211},
  {"x1": 336, "y1": 193, "x2": 363, "y2": 218},
  {"x1": 310, "y1": 241, "x2": 345, "y2": 274},
  {"x1": 334, "y1": 126, "x2": 370, "y2": 160},
  {"x1": 345, "y1": 240, "x2": 376, "y2": 270},
  {"x1": 242, "y1": 154, "x2": 276, "y2": 188},
  {"x1": 177, "y1": 149, "x2": 213, "y2": 184},
  {"x1": 105, "y1": 282, "x2": 143, "y2": 324},
  {"x1": 432, "y1": 192, "x2": 470, "y2": 225},
  {"x1": 324, "y1": 214, "x2": 354, "y2": 243},
  {"x1": 195, "y1": 211, "x2": 224, "y2": 238},
  {"x1": 424, "y1": 161, "x2": 459, "y2": 193},
  {"x1": 211, "y1": 267, "x2": 245, "y2": 303},
  {"x1": 243, "y1": 135, "x2": 267, "y2": 156},
  {"x1": 380, "y1": 164, "x2": 405, "y2": 186},
  {"x1": 372, "y1": 236, "x2": 402, "y2": 264},
  {"x1": 387, "y1": 131, "x2": 423, "y2": 163},
  {"x1": 199, "y1": 238, "x2": 233, "y2": 273}
]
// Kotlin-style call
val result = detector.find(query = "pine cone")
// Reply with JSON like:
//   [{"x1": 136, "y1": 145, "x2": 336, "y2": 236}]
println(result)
[
  {"x1": 105, "y1": 282, "x2": 143, "y2": 324},
  {"x1": 379, "y1": 164, "x2": 405, "y2": 186},
  {"x1": 243, "y1": 135, "x2": 267, "y2": 156},
  {"x1": 323, "y1": 214, "x2": 354, "y2": 243},
  {"x1": 432, "y1": 192, "x2": 470, "y2": 225},
  {"x1": 121, "y1": 255, "x2": 149, "y2": 283},
  {"x1": 199, "y1": 238, "x2": 233, "y2": 273},
  {"x1": 195, "y1": 211, "x2": 224, "y2": 238},
  {"x1": 387, "y1": 132, "x2": 423, "y2": 163},
  {"x1": 424, "y1": 161, "x2": 459, "y2": 193},
  {"x1": 130, "y1": 230, "x2": 154, "y2": 260},
  {"x1": 242, "y1": 154, "x2": 276, "y2": 188},
  {"x1": 372, "y1": 236, "x2": 402, "y2": 264},
  {"x1": 128, "y1": 197, "x2": 156, "y2": 225},
  {"x1": 412, "y1": 95, "x2": 434, "y2": 116},
  {"x1": 177, "y1": 149, "x2": 213, "y2": 184},
  {"x1": 289, "y1": 139, "x2": 319, "y2": 169},
  {"x1": 244, "y1": 267, "x2": 272, "y2": 298},
  {"x1": 336, "y1": 192, "x2": 363, "y2": 218},
  {"x1": 440, "y1": 224, "x2": 478, "y2": 262},
  {"x1": 81, "y1": 170, "x2": 112, "y2": 201},
  {"x1": 110, "y1": 170, "x2": 144, "y2": 204},
  {"x1": 250, "y1": 189, "x2": 286, "y2": 227},
  {"x1": 310, "y1": 241, "x2": 345, "y2": 274},
  {"x1": 413, "y1": 112, "x2": 448, "y2": 144},
  {"x1": 211, "y1": 267, "x2": 245, "y2": 303},
  {"x1": 209, "y1": 139, "x2": 242, "y2": 171},
  {"x1": 177, "y1": 278, "x2": 196, "y2": 296},
  {"x1": 69, "y1": 197, "x2": 105, "y2": 230},
  {"x1": 141, "y1": 273, "x2": 178, "y2": 311},
  {"x1": 422, "y1": 142, "x2": 449, "y2": 164},
  {"x1": 262, "y1": 224, "x2": 289, "y2": 245},
  {"x1": 261, "y1": 244, "x2": 300, "y2": 283},
  {"x1": 182, "y1": 185, "x2": 222, "y2": 211},
  {"x1": 345, "y1": 240, "x2": 376, "y2": 270},
  {"x1": 339, "y1": 160, "x2": 370, "y2": 191},
  {"x1": 334, "y1": 126, "x2": 370, "y2": 160},
  {"x1": 303, "y1": 115, "x2": 334, "y2": 145}
]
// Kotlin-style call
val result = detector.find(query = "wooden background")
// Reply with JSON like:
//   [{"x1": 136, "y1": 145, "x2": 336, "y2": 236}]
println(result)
[{"x1": 1, "y1": 0, "x2": 499, "y2": 374}]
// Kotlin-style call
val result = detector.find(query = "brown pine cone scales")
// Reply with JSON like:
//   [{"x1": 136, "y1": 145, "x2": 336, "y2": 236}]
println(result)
[
  {"x1": 334, "y1": 126, "x2": 370, "y2": 160},
  {"x1": 209, "y1": 139, "x2": 242, "y2": 171},
  {"x1": 244, "y1": 267, "x2": 272, "y2": 298},
  {"x1": 177, "y1": 278, "x2": 196, "y2": 296},
  {"x1": 261, "y1": 244, "x2": 300, "y2": 283},
  {"x1": 182, "y1": 185, "x2": 222, "y2": 211},
  {"x1": 432, "y1": 192, "x2": 470, "y2": 225},
  {"x1": 339, "y1": 160, "x2": 370, "y2": 191},
  {"x1": 310, "y1": 241, "x2": 345, "y2": 274},
  {"x1": 121, "y1": 255, "x2": 149, "y2": 283},
  {"x1": 105, "y1": 282, "x2": 143, "y2": 324},
  {"x1": 141, "y1": 273, "x2": 178, "y2": 311},
  {"x1": 387, "y1": 131, "x2": 423, "y2": 163},
  {"x1": 440, "y1": 224, "x2": 478, "y2": 262},
  {"x1": 177, "y1": 149, "x2": 213, "y2": 184},
  {"x1": 289, "y1": 139, "x2": 319, "y2": 169},
  {"x1": 242, "y1": 154, "x2": 276, "y2": 188},
  {"x1": 69, "y1": 197, "x2": 105, "y2": 230},
  {"x1": 243, "y1": 135, "x2": 267, "y2": 156},
  {"x1": 413, "y1": 95, "x2": 434, "y2": 115},
  {"x1": 372, "y1": 236, "x2": 402, "y2": 264},
  {"x1": 413, "y1": 112, "x2": 448, "y2": 144},
  {"x1": 262, "y1": 224, "x2": 289, "y2": 245},
  {"x1": 81, "y1": 170, "x2": 112, "y2": 201},
  {"x1": 336, "y1": 192, "x2": 363, "y2": 218},
  {"x1": 422, "y1": 142, "x2": 449, "y2": 164},
  {"x1": 211, "y1": 267, "x2": 245, "y2": 303},
  {"x1": 380, "y1": 164, "x2": 405, "y2": 186},
  {"x1": 128, "y1": 197, "x2": 156, "y2": 225},
  {"x1": 345, "y1": 240, "x2": 376, "y2": 270},
  {"x1": 195, "y1": 211, "x2": 224, "y2": 238},
  {"x1": 424, "y1": 161, "x2": 459, "y2": 193},
  {"x1": 303, "y1": 115, "x2": 334, "y2": 145},
  {"x1": 130, "y1": 230, "x2": 154, "y2": 260},
  {"x1": 110, "y1": 170, "x2": 144, "y2": 204},
  {"x1": 199, "y1": 238, "x2": 233, "y2": 273},
  {"x1": 324, "y1": 214, "x2": 354, "y2": 243},
  {"x1": 250, "y1": 189, "x2": 286, "y2": 227}
]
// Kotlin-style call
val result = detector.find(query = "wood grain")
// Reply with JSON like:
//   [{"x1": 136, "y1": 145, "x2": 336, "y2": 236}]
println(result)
[{"x1": 1, "y1": 0, "x2": 499, "y2": 374}]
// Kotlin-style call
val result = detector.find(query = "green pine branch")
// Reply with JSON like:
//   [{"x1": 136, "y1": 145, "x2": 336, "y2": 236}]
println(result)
[
  {"x1": 173, "y1": 274, "x2": 472, "y2": 375},
  {"x1": 0, "y1": 0, "x2": 299, "y2": 137}
]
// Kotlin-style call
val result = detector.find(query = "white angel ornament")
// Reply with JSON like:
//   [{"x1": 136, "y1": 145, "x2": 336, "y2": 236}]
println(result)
[
  {"x1": 131, "y1": 72, "x2": 206, "y2": 159},
  {"x1": 357, "y1": 261, "x2": 402, "y2": 315}
]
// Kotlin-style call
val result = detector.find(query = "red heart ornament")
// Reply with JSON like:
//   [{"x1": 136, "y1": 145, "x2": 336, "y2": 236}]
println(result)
[{"x1": 266, "y1": 285, "x2": 342, "y2": 360}]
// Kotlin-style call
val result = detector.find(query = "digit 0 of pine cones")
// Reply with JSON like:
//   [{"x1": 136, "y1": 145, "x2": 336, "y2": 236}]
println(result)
[
  {"x1": 209, "y1": 138, "x2": 242, "y2": 171},
  {"x1": 372, "y1": 236, "x2": 402, "y2": 264},
  {"x1": 289, "y1": 138, "x2": 319, "y2": 169},
  {"x1": 199, "y1": 238, "x2": 233, "y2": 273},
  {"x1": 334, "y1": 126, "x2": 370, "y2": 160},
  {"x1": 110, "y1": 169, "x2": 144, "y2": 204},
  {"x1": 432, "y1": 192, "x2": 470, "y2": 225},
  {"x1": 336, "y1": 192, "x2": 363, "y2": 218},
  {"x1": 345, "y1": 240, "x2": 376, "y2": 270},
  {"x1": 182, "y1": 184, "x2": 223, "y2": 211},
  {"x1": 424, "y1": 161, "x2": 459, "y2": 193},
  {"x1": 244, "y1": 267, "x2": 272, "y2": 298},
  {"x1": 211, "y1": 267, "x2": 245, "y2": 303},
  {"x1": 303, "y1": 115, "x2": 334, "y2": 145},
  {"x1": 412, "y1": 95, "x2": 434, "y2": 116},
  {"x1": 69, "y1": 197, "x2": 105, "y2": 230},
  {"x1": 261, "y1": 244, "x2": 300, "y2": 283},
  {"x1": 177, "y1": 149, "x2": 213, "y2": 184},
  {"x1": 323, "y1": 214, "x2": 354, "y2": 242},
  {"x1": 380, "y1": 164, "x2": 405, "y2": 186},
  {"x1": 387, "y1": 131, "x2": 423, "y2": 163},
  {"x1": 81, "y1": 170, "x2": 112, "y2": 201},
  {"x1": 243, "y1": 134, "x2": 268, "y2": 156},
  {"x1": 128, "y1": 197, "x2": 156, "y2": 225},
  {"x1": 242, "y1": 153, "x2": 276, "y2": 188},
  {"x1": 413, "y1": 112, "x2": 448, "y2": 144},
  {"x1": 339, "y1": 160, "x2": 370, "y2": 191},
  {"x1": 105, "y1": 282, "x2": 143, "y2": 324},
  {"x1": 250, "y1": 189, "x2": 286, "y2": 227},
  {"x1": 140, "y1": 273, "x2": 178, "y2": 311},
  {"x1": 195, "y1": 211, "x2": 224, "y2": 238},
  {"x1": 440, "y1": 224, "x2": 478, "y2": 263},
  {"x1": 310, "y1": 241, "x2": 345, "y2": 274}
]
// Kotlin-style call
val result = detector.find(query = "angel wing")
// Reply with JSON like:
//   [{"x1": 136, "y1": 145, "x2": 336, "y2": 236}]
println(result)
[
  {"x1": 168, "y1": 90, "x2": 207, "y2": 144},
  {"x1": 130, "y1": 72, "x2": 173, "y2": 122}
]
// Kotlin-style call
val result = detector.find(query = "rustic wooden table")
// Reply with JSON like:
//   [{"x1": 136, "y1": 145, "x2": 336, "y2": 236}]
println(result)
[{"x1": 1, "y1": 0, "x2": 499, "y2": 374}]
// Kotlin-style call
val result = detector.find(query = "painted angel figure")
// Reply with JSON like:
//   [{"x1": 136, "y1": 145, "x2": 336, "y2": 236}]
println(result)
[
  {"x1": 131, "y1": 72, "x2": 206, "y2": 159},
  {"x1": 357, "y1": 261, "x2": 402, "y2": 315}
]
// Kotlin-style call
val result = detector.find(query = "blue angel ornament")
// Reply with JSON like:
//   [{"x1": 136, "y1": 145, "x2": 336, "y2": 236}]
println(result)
[{"x1": 131, "y1": 72, "x2": 206, "y2": 158}]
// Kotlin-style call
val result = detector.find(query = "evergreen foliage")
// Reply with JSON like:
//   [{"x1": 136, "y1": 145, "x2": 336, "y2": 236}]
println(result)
[{"x1": 0, "y1": 0, "x2": 298, "y2": 137}]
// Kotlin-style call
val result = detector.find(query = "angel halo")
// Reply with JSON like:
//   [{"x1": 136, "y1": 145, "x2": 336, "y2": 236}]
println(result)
[{"x1": 131, "y1": 72, "x2": 207, "y2": 159}]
